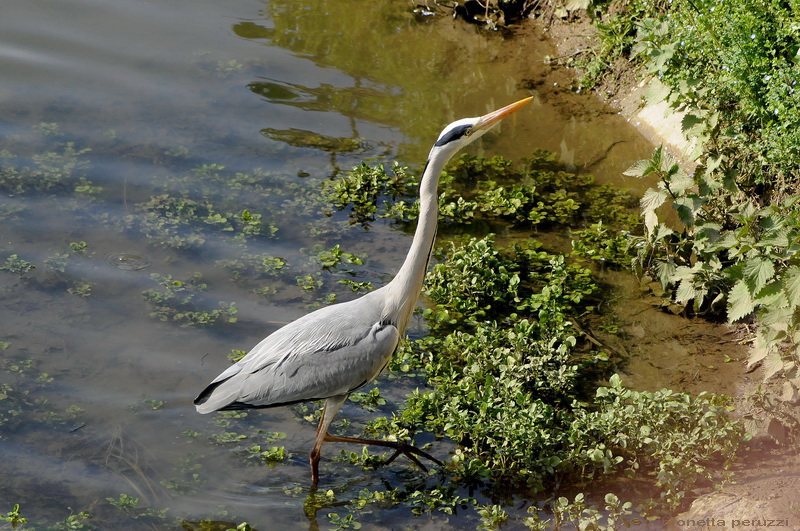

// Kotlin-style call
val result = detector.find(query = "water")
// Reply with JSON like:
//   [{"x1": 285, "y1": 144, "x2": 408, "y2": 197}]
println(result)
[{"x1": 0, "y1": 0, "x2": 656, "y2": 528}]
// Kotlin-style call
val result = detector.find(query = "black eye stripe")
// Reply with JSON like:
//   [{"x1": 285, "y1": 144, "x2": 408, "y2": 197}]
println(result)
[{"x1": 434, "y1": 124, "x2": 472, "y2": 147}]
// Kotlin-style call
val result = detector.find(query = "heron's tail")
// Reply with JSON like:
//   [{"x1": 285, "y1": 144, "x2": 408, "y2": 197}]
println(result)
[{"x1": 194, "y1": 376, "x2": 239, "y2": 414}]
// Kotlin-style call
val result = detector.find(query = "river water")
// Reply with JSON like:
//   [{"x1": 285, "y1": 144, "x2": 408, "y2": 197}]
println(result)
[{"x1": 0, "y1": 0, "x2": 657, "y2": 528}]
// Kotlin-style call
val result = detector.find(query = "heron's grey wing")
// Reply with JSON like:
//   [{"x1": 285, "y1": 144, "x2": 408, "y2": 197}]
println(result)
[{"x1": 194, "y1": 292, "x2": 399, "y2": 413}]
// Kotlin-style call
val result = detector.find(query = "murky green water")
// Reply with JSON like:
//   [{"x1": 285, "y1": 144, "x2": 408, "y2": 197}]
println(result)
[{"x1": 0, "y1": 1, "x2": 657, "y2": 528}]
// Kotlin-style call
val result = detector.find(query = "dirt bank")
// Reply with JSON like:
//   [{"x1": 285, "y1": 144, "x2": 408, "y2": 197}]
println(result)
[{"x1": 524, "y1": 11, "x2": 800, "y2": 529}]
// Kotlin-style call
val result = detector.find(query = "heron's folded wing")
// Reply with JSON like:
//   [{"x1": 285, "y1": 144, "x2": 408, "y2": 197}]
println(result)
[{"x1": 195, "y1": 294, "x2": 397, "y2": 412}]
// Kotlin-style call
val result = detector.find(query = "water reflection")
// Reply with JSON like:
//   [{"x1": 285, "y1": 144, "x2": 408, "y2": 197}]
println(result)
[{"x1": 250, "y1": 78, "x2": 403, "y2": 129}]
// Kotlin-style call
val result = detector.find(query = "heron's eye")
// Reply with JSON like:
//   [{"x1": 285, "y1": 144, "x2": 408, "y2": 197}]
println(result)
[{"x1": 464, "y1": 127, "x2": 473, "y2": 137}]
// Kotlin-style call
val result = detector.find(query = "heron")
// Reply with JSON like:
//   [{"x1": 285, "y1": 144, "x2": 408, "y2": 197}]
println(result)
[{"x1": 194, "y1": 96, "x2": 533, "y2": 486}]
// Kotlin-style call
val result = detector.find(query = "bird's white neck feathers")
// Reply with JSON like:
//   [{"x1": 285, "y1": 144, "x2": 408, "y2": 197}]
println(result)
[{"x1": 382, "y1": 116, "x2": 487, "y2": 335}]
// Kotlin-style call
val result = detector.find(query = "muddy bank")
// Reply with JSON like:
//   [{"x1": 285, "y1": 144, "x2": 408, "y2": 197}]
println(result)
[{"x1": 530, "y1": 10, "x2": 800, "y2": 528}]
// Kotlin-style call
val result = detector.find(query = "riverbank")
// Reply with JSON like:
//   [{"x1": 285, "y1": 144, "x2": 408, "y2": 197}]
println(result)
[{"x1": 531, "y1": 7, "x2": 799, "y2": 528}]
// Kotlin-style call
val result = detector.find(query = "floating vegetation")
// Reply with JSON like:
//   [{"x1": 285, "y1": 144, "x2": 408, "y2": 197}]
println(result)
[
  {"x1": 0, "y1": 254, "x2": 35, "y2": 277},
  {"x1": 0, "y1": 344, "x2": 84, "y2": 438},
  {"x1": 328, "y1": 152, "x2": 640, "y2": 230},
  {"x1": 324, "y1": 161, "x2": 417, "y2": 225},
  {"x1": 142, "y1": 273, "x2": 238, "y2": 327}
]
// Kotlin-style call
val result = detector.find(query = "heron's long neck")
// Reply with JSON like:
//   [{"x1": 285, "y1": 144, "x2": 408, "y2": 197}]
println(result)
[{"x1": 385, "y1": 152, "x2": 449, "y2": 334}]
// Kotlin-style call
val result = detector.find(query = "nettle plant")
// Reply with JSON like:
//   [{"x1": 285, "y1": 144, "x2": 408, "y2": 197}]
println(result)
[{"x1": 626, "y1": 146, "x2": 800, "y2": 390}]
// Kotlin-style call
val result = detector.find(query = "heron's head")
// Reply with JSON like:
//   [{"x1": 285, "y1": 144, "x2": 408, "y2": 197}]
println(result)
[{"x1": 430, "y1": 96, "x2": 533, "y2": 159}]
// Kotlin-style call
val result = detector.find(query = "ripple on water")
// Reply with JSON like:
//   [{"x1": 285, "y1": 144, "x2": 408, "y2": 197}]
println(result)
[{"x1": 105, "y1": 251, "x2": 152, "y2": 271}]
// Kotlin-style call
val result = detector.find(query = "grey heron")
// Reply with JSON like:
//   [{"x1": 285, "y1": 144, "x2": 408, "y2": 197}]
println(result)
[{"x1": 194, "y1": 96, "x2": 533, "y2": 485}]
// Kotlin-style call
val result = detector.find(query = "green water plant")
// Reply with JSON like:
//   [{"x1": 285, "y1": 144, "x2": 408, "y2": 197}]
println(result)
[
  {"x1": 0, "y1": 254, "x2": 35, "y2": 278},
  {"x1": 1, "y1": 504, "x2": 26, "y2": 529},
  {"x1": 374, "y1": 152, "x2": 639, "y2": 229},
  {"x1": 360, "y1": 234, "x2": 743, "y2": 523},
  {"x1": 325, "y1": 161, "x2": 416, "y2": 224},
  {"x1": 0, "y1": 350, "x2": 84, "y2": 437},
  {"x1": 105, "y1": 494, "x2": 167, "y2": 521},
  {"x1": 142, "y1": 272, "x2": 238, "y2": 326}
]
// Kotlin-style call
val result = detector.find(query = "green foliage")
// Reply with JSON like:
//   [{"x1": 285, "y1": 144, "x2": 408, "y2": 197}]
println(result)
[
  {"x1": 573, "y1": 374, "x2": 741, "y2": 510},
  {"x1": 588, "y1": 0, "x2": 800, "y2": 186},
  {"x1": 0, "y1": 351, "x2": 83, "y2": 438},
  {"x1": 627, "y1": 147, "x2": 800, "y2": 391},
  {"x1": 1, "y1": 505, "x2": 97, "y2": 531},
  {"x1": 106, "y1": 494, "x2": 139, "y2": 514},
  {"x1": 1, "y1": 504, "x2": 27, "y2": 529},
  {"x1": 327, "y1": 512, "x2": 361, "y2": 530},
  {"x1": 216, "y1": 253, "x2": 287, "y2": 281},
  {"x1": 246, "y1": 444, "x2": 287, "y2": 464},
  {"x1": 142, "y1": 273, "x2": 238, "y2": 326},
  {"x1": 348, "y1": 387, "x2": 386, "y2": 412},
  {"x1": 372, "y1": 235, "x2": 742, "y2": 516},
  {"x1": 121, "y1": 164, "x2": 279, "y2": 250},
  {"x1": 40, "y1": 509, "x2": 94, "y2": 531},
  {"x1": 330, "y1": 151, "x2": 638, "y2": 230},
  {"x1": 325, "y1": 161, "x2": 417, "y2": 224},
  {"x1": 312, "y1": 244, "x2": 364, "y2": 271},
  {"x1": 0, "y1": 254, "x2": 35, "y2": 277},
  {"x1": 572, "y1": 222, "x2": 636, "y2": 268},
  {"x1": 424, "y1": 236, "x2": 597, "y2": 331},
  {"x1": 527, "y1": 492, "x2": 634, "y2": 530},
  {"x1": 0, "y1": 140, "x2": 93, "y2": 195}
]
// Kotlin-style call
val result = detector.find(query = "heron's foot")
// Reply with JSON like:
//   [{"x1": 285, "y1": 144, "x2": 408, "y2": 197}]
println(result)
[
  {"x1": 323, "y1": 434, "x2": 443, "y2": 472},
  {"x1": 382, "y1": 441, "x2": 443, "y2": 472}
]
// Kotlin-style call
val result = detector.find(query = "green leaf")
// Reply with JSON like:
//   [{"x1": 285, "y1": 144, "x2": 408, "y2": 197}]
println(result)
[
  {"x1": 640, "y1": 188, "x2": 668, "y2": 214},
  {"x1": 753, "y1": 281, "x2": 787, "y2": 308},
  {"x1": 727, "y1": 279, "x2": 756, "y2": 323},
  {"x1": 763, "y1": 350, "x2": 784, "y2": 380},
  {"x1": 681, "y1": 113, "x2": 705, "y2": 138},
  {"x1": 654, "y1": 259, "x2": 677, "y2": 288},
  {"x1": 652, "y1": 223, "x2": 674, "y2": 242},
  {"x1": 747, "y1": 345, "x2": 768, "y2": 369},
  {"x1": 644, "y1": 79, "x2": 671, "y2": 105},
  {"x1": 675, "y1": 278, "x2": 698, "y2": 305},
  {"x1": 757, "y1": 228, "x2": 789, "y2": 248},
  {"x1": 623, "y1": 159, "x2": 653, "y2": 178},
  {"x1": 667, "y1": 172, "x2": 695, "y2": 195},
  {"x1": 657, "y1": 148, "x2": 679, "y2": 175},
  {"x1": 673, "y1": 195, "x2": 704, "y2": 226},
  {"x1": 742, "y1": 257, "x2": 775, "y2": 294},
  {"x1": 781, "y1": 266, "x2": 800, "y2": 310}
]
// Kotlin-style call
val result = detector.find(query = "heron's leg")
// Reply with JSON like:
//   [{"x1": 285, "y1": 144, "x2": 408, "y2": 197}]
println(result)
[
  {"x1": 309, "y1": 394, "x2": 348, "y2": 487},
  {"x1": 322, "y1": 433, "x2": 443, "y2": 471}
]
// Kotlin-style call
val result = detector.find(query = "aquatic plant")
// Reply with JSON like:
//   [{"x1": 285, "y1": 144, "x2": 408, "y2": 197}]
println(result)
[
  {"x1": 324, "y1": 161, "x2": 416, "y2": 225},
  {"x1": 337, "y1": 152, "x2": 639, "y2": 229},
  {"x1": 349, "y1": 233, "x2": 743, "y2": 526},
  {"x1": 0, "y1": 348, "x2": 84, "y2": 438},
  {"x1": 0, "y1": 254, "x2": 35, "y2": 278},
  {"x1": 142, "y1": 273, "x2": 238, "y2": 327},
  {"x1": 1, "y1": 503, "x2": 26, "y2": 529}
]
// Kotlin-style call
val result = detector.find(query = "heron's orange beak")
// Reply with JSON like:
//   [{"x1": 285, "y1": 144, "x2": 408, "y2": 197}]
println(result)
[{"x1": 474, "y1": 96, "x2": 534, "y2": 132}]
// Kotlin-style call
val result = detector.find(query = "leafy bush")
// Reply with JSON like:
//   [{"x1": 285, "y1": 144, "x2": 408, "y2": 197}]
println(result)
[
  {"x1": 627, "y1": 146, "x2": 800, "y2": 393},
  {"x1": 373, "y1": 235, "x2": 743, "y2": 513},
  {"x1": 585, "y1": 0, "x2": 800, "y2": 188},
  {"x1": 577, "y1": 0, "x2": 800, "y2": 441}
]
